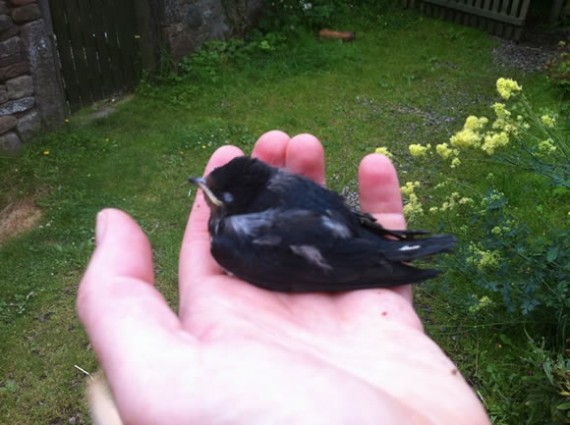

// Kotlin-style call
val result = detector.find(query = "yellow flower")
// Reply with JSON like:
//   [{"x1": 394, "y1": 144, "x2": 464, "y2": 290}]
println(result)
[
  {"x1": 403, "y1": 193, "x2": 424, "y2": 217},
  {"x1": 482, "y1": 131, "x2": 509, "y2": 155},
  {"x1": 467, "y1": 244, "x2": 501, "y2": 270},
  {"x1": 401, "y1": 182, "x2": 423, "y2": 218},
  {"x1": 451, "y1": 157, "x2": 461, "y2": 168},
  {"x1": 469, "y1": 295, "x2": 494, "y2": 313},
  {"x1": 400, "y1": 181, "x2": 420, "y2": 196},
  {"x1": 43, "y1": 150, "x2": 50, "y2": 156},
  {"x1": 491, "y1": 103, "x2": 510, "y2": 119},
  {"x1": 541, "y1": 115, "x2": 555, "y2": 128},
  {"x1": 409, "y1": 143, "x2": 430, "y2": 157},
  {"x1": 538, "y1": 139, "x2": 557, "y2": 154},
  {"x1": 496, "y1": 77, "x2": 522, "y2": 100},
  {"x1": 478, "y1": 250, "x2": 501, "y2": 270},
  {"x1": 439, "y1": 192, "x2": 464, "y2": 211},
  {"x1": 491, "y1": 226, "x2": 511, "y2": 235},
  {"x1": 459, "y1": 197, "x2": 474, "y2": 205},
  {"x1": 464, "y1": 116, "x2": 488, "y2": 131},
  {"x1": 450, "y1": 128, "x2": 482, "y2": 149},
  {"x1": 375, "y1": 146, "x2": 393, "y2": 159},
  {"x1": 435, "y1": 143, "x2": 454, "y2": 159}
]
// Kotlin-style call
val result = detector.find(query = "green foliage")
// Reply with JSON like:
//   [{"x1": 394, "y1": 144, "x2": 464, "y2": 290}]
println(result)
[
  {"x1": 522, "y1": 337, "x2": 570, "y2": 425},
  {"x1": 545, "y1": 41, "x2": 570, "y2": 96},
  {"x1": 401, "y1": 77, "x2": 569, "y2": 424},
  {"x1": 259, "y1": 0, "x2": 398, "y2": 33}
]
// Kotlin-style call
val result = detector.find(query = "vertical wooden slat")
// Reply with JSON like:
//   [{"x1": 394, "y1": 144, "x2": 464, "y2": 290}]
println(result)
[
  {"x1": 103, "y1": 0, "x2": 127, "y2": 91},
  {"x1": 510, "y1": 0, "x2": 521, "y2": 17},
  {"x1": 75, "y1": 0, "x2": 103, "y2": 101},
  {"x1": 49, "y1": 0, "x2": 79, "y2": 108},
  {"x1": 111, "y1": 0, "x2": 140, "y2": 90},
  {"x1": 66, "y1": 0, "x2": 94, "y2": 106},
  {"x1": 86, "y1": 0, "x2": 116, "y2": 98}
]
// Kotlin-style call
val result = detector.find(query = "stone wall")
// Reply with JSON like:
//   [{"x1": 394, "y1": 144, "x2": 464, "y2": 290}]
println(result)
[
  {"x1": 0, "y1": 0, "x2": 65, "y2": 152},
  {"x1": 160, "y1": 0, "x2": 263, "y2": 60},
  {"x1": 0, "y1": 0, "x2": 262, "y2": 153}
]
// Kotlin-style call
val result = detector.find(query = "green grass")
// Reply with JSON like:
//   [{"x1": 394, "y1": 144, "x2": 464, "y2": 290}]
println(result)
[{"x1": 1, "y1": 6, "x2": 568, "y2": 424}]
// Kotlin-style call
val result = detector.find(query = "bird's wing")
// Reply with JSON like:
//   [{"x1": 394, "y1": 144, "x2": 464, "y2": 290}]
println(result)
[{"x1": 212, "y1": 208, "x2": 452, "y2": 292}]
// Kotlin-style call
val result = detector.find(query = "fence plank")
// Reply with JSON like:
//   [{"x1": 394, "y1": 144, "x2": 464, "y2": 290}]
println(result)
[
  {"x1": 75, "y1": 0, "x2": 103, "y2": 102},
  {"x1": 49, "y1": 0, "x2": 80, "y2": 108},
  {"x1": 86, "y1": 0, "x2": 116, "y2": 98},
  {"x1": 423, "y1": 0, "x2": 527, "y2": 25}
]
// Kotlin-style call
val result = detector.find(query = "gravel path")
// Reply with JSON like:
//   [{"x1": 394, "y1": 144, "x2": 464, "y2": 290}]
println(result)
[{"x1": 493, "y1": 29, "x2": 570, "y2": 73}]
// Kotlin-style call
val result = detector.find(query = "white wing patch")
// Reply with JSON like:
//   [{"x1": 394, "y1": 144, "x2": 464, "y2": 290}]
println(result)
[
  {"x1": 290, "y1": 245, "x2": 332, "y2": 270},
  {"x1": 226, "y1": 211, "x2": 275, "y2": 236},
  {"x1": 321, "y1": 215, "x2": 351, "y2": 238},
  {"x1": 399, "y1": 244, "x2": 421, "y2": 252},
  {"x1": 253, "y1": 234, "x2": 282, "y2": 246}
]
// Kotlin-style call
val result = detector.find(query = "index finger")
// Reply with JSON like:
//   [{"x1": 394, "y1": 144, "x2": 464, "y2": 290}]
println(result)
[{"x1": 179, "y1": 146, "x2": 243, "y2": 303}]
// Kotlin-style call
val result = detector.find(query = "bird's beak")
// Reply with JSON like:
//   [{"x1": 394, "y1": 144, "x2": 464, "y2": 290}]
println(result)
[{"x1": 188, "y1": 177, "x2": 223, "y2": 207}]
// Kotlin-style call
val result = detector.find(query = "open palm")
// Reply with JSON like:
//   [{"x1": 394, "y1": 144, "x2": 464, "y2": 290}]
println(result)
[{"x1": 78, "y1": 131, "x2": 489, "y2": 424}]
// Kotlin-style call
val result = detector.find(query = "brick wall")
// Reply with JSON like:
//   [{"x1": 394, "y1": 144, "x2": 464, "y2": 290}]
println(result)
[{"x1": 0, "y1": 0, "x2": 65, "y2": 153}]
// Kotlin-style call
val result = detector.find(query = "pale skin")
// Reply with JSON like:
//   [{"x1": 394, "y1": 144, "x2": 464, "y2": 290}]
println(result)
[{"x1": 77, "y1": 130, "x2": 491, "y2": 425}]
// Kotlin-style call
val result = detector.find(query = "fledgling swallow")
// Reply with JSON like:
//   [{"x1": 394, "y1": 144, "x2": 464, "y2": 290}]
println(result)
[{"x1": 190, "y1": 156, "x2": 456, "y2": 292}]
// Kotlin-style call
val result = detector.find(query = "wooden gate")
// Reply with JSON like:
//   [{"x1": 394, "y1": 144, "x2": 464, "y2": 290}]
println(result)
[
  {"x1": 49, "y1": 0, "x2": 142, "y2": 111},
  {"x1": 402, "y1": 0, "x2": 532, "y2": 40}
]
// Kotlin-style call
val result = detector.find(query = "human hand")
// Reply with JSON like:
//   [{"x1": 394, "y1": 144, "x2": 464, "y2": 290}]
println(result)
[{"x1": 78, "y1": 130, "x2": 490, "y2": 425}]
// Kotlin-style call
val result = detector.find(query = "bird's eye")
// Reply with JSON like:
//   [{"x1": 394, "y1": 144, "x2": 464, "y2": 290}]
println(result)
[{"x1": 222, "y1": 192, "x2": 234, "y2": 203}]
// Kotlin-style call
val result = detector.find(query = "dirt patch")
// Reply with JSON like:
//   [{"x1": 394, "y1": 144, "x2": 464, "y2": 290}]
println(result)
[{"x1": 0, "y1": 199, "x2": 42, "y2": 245}]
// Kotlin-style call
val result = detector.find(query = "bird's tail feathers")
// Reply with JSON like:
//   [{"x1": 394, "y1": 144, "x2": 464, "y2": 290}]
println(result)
[{"x1": 384, "y1": 234, "x2": 457, "y2": 262}]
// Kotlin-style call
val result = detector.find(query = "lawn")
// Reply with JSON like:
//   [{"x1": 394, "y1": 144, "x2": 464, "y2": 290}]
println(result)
[{"x1": 1, "y1": 4, "x2": 568, "y2": 424}]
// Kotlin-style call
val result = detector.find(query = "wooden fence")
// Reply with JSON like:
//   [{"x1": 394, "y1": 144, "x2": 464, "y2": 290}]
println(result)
[
  {"x1": 49, "y1": 0, "x2": 142, "y2": 111},
  {"x1": 402, "y1": 0, "x2": 532, "y2": 40}
]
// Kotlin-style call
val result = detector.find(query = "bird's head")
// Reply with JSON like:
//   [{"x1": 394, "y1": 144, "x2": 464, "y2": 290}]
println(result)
[{"x1": 189, "y1": 156, "x2": 274, "y2": 216}]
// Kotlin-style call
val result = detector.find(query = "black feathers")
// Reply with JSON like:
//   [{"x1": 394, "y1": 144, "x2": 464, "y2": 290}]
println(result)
[{"x1": 190, "y1": 156, "x2": 456, "y2": 293}]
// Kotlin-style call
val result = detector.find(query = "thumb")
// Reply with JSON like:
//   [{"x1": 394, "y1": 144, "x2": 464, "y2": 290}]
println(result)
[
  {"x1": 88, "y1": 208, "x2": 155, "y2": 285},
  {"x1": 77, "y1": 209, "x2": 179, "y2": 358}
]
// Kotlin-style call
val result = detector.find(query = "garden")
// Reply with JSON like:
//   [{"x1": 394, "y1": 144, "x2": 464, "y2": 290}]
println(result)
[{"x1": 0, "y1": 1, "x2": 569, "y2": 423}]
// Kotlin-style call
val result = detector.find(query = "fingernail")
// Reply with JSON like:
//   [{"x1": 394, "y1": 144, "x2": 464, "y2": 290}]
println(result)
[{"x1": 95, "y1": 210, "x2": 108, "y2": 246}]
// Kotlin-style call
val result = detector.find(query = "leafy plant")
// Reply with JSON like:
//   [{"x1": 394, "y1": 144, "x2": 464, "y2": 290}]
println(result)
[
  {"x1": 522, "y1": 336, "x2": 570, "y2": 424},
  {"x1": 394, "y1": 77, "x2": 569, "y2": 424},
  {"x1": 395, "y1": 78, "x2": 569, "y2": 320},
  {"x1": 545, "y1": 41, "x2": 570, "y2": 97}
]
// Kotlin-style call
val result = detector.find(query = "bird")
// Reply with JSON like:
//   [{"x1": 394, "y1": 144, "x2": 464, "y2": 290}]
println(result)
[{"x1": 189, "y1": 156, "x2": 456, "y2": 293}]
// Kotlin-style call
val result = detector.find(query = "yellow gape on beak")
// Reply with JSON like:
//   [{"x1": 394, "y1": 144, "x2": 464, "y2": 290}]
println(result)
[{"x1": 188, "y1": 177, "x2": 223, "y2": 207}]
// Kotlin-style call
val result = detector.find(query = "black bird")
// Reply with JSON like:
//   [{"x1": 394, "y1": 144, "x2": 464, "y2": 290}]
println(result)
[{"x1": 190, "y1": 156, "x2": 456, "y2": 293}]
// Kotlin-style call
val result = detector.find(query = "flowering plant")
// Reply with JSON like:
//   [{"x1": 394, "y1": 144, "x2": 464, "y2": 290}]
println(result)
[{"x1": 378, "y1": 78, "x2": 569, "y2": 318}]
